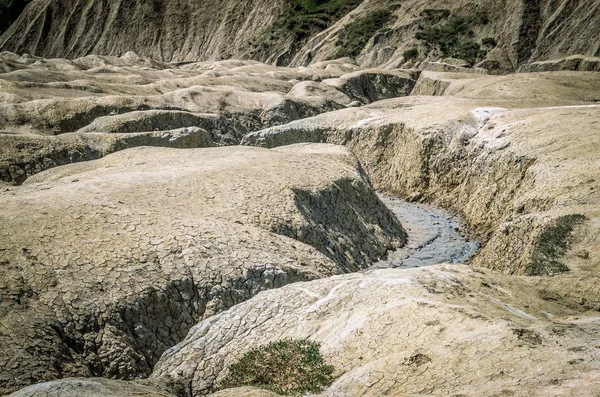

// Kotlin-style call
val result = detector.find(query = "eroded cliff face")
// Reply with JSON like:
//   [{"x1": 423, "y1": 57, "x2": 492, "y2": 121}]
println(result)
[
  {"x1": 291, "y1": 0, "x2": 600, "y2": 71},
  {"x1": 1, "y1": 0, "x2": 598, "y2": 72},
  {"x1": 0, "y1": 0, "x2": 288, "y2": 63}
]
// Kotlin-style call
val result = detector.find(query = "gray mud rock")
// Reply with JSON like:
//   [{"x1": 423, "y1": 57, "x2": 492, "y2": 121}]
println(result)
[
  {"x1": 0, "y1": 127, "x2": 213, "y2": 184},
  {"x1": 0, "y1": 144, "x2": 405, "y2": 394}
]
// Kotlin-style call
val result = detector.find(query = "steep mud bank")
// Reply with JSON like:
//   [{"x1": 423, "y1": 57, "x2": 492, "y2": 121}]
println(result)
[{"x1": 242, "y1": 79, "x2": 600, "y2": 282}]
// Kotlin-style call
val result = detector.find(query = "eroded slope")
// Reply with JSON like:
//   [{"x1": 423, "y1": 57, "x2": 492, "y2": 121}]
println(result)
[{"x1": 2, "y1": 0, "x2": 599, "y2": 71}]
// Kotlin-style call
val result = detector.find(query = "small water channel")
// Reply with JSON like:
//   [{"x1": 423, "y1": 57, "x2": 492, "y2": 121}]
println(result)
[{"x1": 375, "y1": 194, "x2": 480, "y2": 268}]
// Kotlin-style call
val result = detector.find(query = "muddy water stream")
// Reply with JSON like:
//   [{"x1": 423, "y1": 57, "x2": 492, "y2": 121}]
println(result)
[{"x1": 375, "y1": 194, "x2": 480, "y2": 268}]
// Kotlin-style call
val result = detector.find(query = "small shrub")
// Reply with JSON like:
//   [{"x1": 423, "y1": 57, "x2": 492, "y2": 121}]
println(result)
[
  {"x1": 419, "y1": 8, "x2": 451, "y2": 23},
  {"x1": 414, "y1": 12, "x2": 487, "y2": 64},
  {"x1": 252, "y1": 0, "x2": 363, "y2": 51},
  {"x1": 218, "y1": 339, "x2": 336, "y2": 395},
  {"x1": 403, "y1": 47, "x2": 419, "y2": 60},
  {"x1": 332, "y1": 9, "x2": 393, "y2": 59},
  {"x1": 482, "y1": 37, "x2": 497, "y2": 47},
  {"x1": 524, "y1": 214, "x2": 586, "y2": 276}
]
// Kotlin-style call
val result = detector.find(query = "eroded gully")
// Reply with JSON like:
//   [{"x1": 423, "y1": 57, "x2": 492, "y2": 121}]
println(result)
[{"x1": 375, "y1": 194, "x2": 480, "y2": 268}]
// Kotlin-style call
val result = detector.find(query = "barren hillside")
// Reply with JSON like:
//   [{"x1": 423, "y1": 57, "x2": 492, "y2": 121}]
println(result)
[{"x1": 1, "y1": 0, "x2": 599, "y2": 72}]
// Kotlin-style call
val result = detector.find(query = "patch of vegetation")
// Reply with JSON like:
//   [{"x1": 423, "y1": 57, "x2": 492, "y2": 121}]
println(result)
[
  {"x1": 0, "y1": 0, "x2": 31, "y2": 35},
  {"x1": 218, "y1": 339, "x2": 336, "y2": 395},
  {"x1": 482, "y1": 37, "x2": 498, "y2": 47},
  {"x1": 414, "y1": 10, "x2": 490, "y2": 64},
  {"x1": 420, "y1": 8, "x2": 451, "y2": 24},
  {"x1": 332, "y1": 9, "x2": 393, "y2": 59},
  {"x1": 249, "y1": 0, "x2": 362, "y2": 61},
  {"x1": 524, "y1": 214, "x2": 586, "y2": 276},
  {"x1": 403, "y1": 47, "x2": 419, "y2": 60}
]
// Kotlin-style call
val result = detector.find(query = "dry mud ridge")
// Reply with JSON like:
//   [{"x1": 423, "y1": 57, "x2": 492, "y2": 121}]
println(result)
[
  {"x1": 0, "y1": 57, "x2": 599, "y2": 397},
  {"x1": 0, "y1": 52, "x2": 416, "y2": 184},
  {"x1": 2, "y1": 0, "x2": 599, "y2": 73}
]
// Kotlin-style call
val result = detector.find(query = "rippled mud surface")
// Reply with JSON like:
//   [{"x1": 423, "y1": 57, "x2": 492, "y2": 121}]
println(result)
[{"x1": 375, "y1": 194, "x2": 480, "y2": 268}]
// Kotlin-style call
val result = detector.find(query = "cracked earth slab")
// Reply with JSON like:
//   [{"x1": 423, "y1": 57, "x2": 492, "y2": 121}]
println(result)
[
  {"x1": 0, "y1": 143, "x2": 405, "y2": 394},
  {"x1": 6, "y1": 378, "x2": 177, "y2": 397},
  {"x1": 151, "y1": 265, "x2": 600, "y2": 397}
]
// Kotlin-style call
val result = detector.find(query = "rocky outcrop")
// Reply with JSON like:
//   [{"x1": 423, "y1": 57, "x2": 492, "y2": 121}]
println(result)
[
  {"x1": 0, "y1": 53, "x2": 417, "y2": 184},
  {"x1": 151, "y1": 265, "x2": 600, "y2": 396},
  {"x1": 2, "y1": 0, "x2": 599, "y2": 71},
  {"x1": 242, "y1": 72, "x2": 600, "y2": 287},
  {"x1": 0, "y1": 144, "x2": 406, "y2": 395}
]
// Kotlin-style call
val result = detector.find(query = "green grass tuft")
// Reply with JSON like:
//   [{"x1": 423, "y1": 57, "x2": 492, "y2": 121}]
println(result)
[
  {"x1": 524, "y1": 214, "x2": 586, "y2": 276},
  {"x1": 218, "y1": 339, "x2": 336, "y2": 395},
  {"x1": 403, "y1": 47, "x2": 419, "y2": 60}
]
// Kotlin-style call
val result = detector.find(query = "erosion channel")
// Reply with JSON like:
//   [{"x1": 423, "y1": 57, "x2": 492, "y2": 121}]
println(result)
[{"x1": 375, "y1": 194, "x2": 480, "y2": 269}]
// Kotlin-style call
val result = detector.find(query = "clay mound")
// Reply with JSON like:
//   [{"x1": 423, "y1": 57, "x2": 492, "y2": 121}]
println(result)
[
  {"x1": 411, "y1": 70, "x2": 600, "y2": 102},
  {"x1": 150, "y1": 265, "x2": 600, "y2": 396},
  {"x1": 0, "y1": 53, "x2": 418, "y2": 184},
  {"x1": 0, "y1": 127, "x2": 213, "y2": 184},
  {"x1": 0, "y1": 144, "x2": 406, "y2": 395},
  {"x1": 76, "y1": 111, "x2": 218, "y2": 134},
  {"x1": 518, "y1": 55, "x2": 600, "y2": 73}
]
